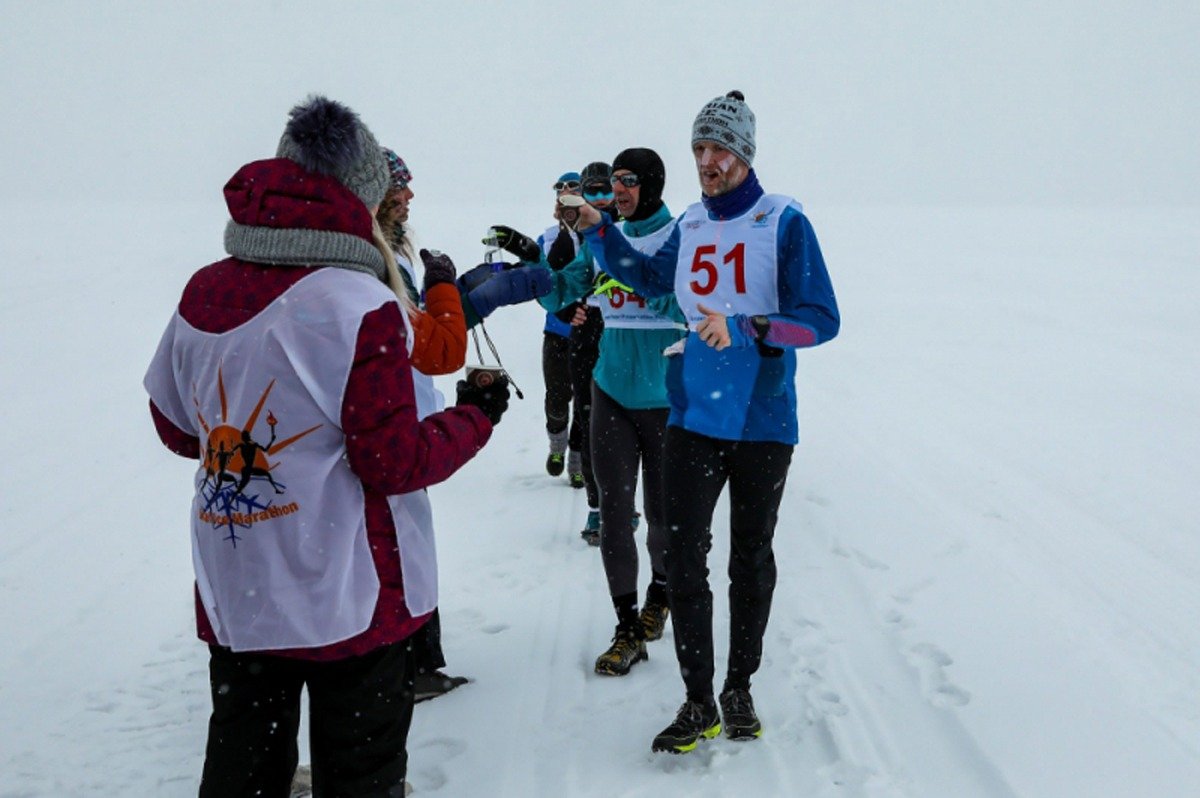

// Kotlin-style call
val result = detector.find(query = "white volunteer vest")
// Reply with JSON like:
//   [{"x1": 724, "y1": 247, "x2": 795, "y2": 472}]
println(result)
[
  {"x1": 594, "y1": 222, "x2": 681, "y2": 330},
  {"x1": 674, "y1": 194, "x2": 798, "y2": 325},
  {"x1": 144, "y1": 268, "x2": 437, "y2": 651}
]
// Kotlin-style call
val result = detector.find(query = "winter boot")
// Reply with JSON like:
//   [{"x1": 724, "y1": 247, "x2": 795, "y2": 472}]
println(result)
[
  {"x1": 546, "y1": 428, "x2": 568, "y2": 476},
  {"x1": 580, "y1": 509, "x2": 600, "y2": 546},
  {"x1": 567, "y1": 449, "x2": 584, "y2": 488},
  {"x1": 637, "y1": 598, "x2": 670, "y2": 642},
  {"x1": 719, "y1": 687, "x2": 763, "y2": 740},
  {"x1": 594, "y1": 623, "x2": 648, "y2": 676},
  {"x1": 290, "y1": 764, "x2": 312, "y2": 797},
  {"x1": 651, "y1": 699, "x2": 722, "y2": 754},
  {"x1": 413, "y1": 669, "x2": 470, "y2": 703}
]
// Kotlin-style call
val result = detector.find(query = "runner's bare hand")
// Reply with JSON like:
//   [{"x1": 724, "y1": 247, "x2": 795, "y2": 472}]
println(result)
[{"x1": 695, "y1": 303, "x2": 731, "y2": 350}]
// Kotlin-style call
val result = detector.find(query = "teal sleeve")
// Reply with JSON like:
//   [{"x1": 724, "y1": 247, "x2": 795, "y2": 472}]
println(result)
[{"x1": 536, "y1": 245, "x2": 594, "y2": 312}]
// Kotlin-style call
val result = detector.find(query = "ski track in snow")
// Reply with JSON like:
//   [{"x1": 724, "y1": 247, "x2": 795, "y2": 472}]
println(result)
[{"x1": 397, "y1": 407, "x2": 1016, "y2": 797}]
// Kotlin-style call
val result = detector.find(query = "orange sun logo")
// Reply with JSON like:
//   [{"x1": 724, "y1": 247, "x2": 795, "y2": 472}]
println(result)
[{"x1": 193, "y1": 366, "x2": 321, "y2": 545}]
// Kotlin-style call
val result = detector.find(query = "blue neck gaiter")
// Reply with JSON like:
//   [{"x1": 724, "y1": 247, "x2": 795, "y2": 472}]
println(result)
[{"x1": 701, "y1": 168, "x2": 763, "y2": 220}]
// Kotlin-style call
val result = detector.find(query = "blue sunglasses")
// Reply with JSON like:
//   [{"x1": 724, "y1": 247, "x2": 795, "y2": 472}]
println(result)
[{"x1": 583, "y1": 181, "x2": 614, "y2": 200}]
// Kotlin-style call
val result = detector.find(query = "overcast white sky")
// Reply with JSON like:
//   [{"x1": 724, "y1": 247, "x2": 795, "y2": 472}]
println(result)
[{"x1": 4, "y1": 1, "x2": 1198, "y2": 210}]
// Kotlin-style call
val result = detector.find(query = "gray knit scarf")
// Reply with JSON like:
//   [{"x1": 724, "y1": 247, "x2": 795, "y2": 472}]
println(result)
[{"x1": 224, "y1": 221, "x2": 386, "y2": 281}]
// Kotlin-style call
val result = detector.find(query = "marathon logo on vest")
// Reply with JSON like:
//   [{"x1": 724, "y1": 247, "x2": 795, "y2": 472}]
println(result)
[
  {"x1": 193, "y1": 367, "x2": 321, "y2": 546},
  {"x1": 752, "y1": 208, "x2": 776, "y2": 227}
]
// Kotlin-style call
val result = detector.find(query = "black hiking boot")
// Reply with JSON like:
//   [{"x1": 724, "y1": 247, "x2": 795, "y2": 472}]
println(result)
[
  {"x1": 719, "y1": 687, "x2": 763, "y2": 740},
  {"x1": 413, "y1": 669, "x2": 469, "y2": 703},
  {"x1": 651, "y1": 699, "x2": 721, "y2": 754}
]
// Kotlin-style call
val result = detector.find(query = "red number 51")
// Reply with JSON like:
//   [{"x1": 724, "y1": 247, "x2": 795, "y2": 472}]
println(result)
[{"x1": 689, "y1": 243, "x2": 746, "y2": 295}]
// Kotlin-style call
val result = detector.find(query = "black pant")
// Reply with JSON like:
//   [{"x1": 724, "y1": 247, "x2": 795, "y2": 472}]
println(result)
[
  {"x1": 409, "y1": 608, "x2": 445, "y2": 674},
  {"x1": 590, "y1": 383, "x2": 670, "y2": 599},
  {"x1": 569, "y1": 306, "x2": 603, "y2": 507},
  {"x1": 200, "y1": 640, "x2": 415, "y2": 798},
  {"x1": 542, "y1": 332, "x2": 572, "y2": 435},
  {"x1": 662, "y1": 426, "x2": 794, "y2": 702}
]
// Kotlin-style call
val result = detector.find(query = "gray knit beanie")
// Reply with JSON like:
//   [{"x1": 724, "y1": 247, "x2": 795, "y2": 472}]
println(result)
[
  {"x1": 691, "y1": 90, "x2": 756, "y2": 166},
  {"x1": 275, "y1": 95, "x2": 389, "y2": 208}
]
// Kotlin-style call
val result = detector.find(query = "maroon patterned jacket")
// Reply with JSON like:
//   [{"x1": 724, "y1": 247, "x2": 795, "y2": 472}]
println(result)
[{"x1": 149, "y1": 158, "x2": 492, "y2": 660}]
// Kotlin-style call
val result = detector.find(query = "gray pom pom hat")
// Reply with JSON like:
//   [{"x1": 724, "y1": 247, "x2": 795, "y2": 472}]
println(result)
[
  {"x1": 275, "y1": 95, "x2": 390, "y2": 208},
  {"x1": 691, "y1": 90, "x2": 756, "y2": 167}
]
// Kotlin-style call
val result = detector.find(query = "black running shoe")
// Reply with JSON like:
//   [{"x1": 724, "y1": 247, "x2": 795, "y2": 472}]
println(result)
[
  {"x1": 719, "y1": 687, "x2": 762, "y2": 739},
  {"x1": 546, "y1": 451, "x2": 565, "y2": 476},
  {"x1": 413, "y1": 670, "x2": 469, "y2": 703},
  {"x1": 651, "y1": 699, "x2": 722, "y2": 754},
  {"x1": 594, "y1": 625, "x2": 647, "y2": 676}
]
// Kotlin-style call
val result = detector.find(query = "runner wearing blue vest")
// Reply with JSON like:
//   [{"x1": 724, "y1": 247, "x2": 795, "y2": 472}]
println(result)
[
  {"x1": 572, "y1": 92, "x2": 840, "y2": 753},
  {"x1": 538, "y1": 172, "x2": 585, "y2": 478},
  {"x1": 490, "y1": 163, "x2": 616, "y2": 542}
]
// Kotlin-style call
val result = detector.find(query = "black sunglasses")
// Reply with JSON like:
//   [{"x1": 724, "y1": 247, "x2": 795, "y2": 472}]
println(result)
[
  {"x1": 610, "y1": 174, "x2": 640, "y2": 188},
  {"x1": 553, "y1": 180, "x2": 581, "y2": 192},
  {"x1": 583, "y1": 182, "x2": 613, "y2": 196}
]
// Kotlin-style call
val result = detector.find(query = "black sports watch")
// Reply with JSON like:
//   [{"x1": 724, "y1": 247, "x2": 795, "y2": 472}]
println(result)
[{"x1": 750, "y1": 315, "x2": 783, "y2": 358}]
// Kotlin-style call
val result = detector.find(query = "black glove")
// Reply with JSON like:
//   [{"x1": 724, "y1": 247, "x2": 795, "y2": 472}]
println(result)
[
  {"x1": 455, "y1": 374, "x2": 510, "y2": 425},
  {"x1": 486, "y1": 225, "x2": 542, "y2": 264},
  {"x1": 554, "y1": 301, "x2": 581, "y2": 325},
  {"x1": 546, "y1": 228, "x2": 577, "y2": 270},
  {"x1": 420, "y1": 248, "x2": 456, "y2": 291}
]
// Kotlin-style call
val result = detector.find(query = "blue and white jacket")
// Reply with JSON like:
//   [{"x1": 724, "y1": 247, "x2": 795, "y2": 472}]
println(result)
[{"x1": 581, "y1": 170, "x2": 839, "y2": 444}]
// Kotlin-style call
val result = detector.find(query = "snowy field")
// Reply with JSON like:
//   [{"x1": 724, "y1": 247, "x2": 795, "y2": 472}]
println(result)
[
  {"x1": 3, "y1": 2, "x2": 1199, "y2": 796},
  {"x1": 1, "y1": 200, "x2": 1197, "y2": 797}
]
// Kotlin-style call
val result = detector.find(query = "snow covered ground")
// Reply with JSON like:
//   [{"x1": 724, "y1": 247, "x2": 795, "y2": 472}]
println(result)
[
  {"x1": 1, "y1": 200, "x2": 1197, "y2": 797},
  {"x1": 4, "y1": 2, "x2": 1199, "y2": 796}
]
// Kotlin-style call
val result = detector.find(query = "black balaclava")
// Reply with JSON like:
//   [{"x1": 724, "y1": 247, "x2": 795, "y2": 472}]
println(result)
[
  {"x1": 611, "y1": 148, "x2": 665, "y2": 222},
  {"x1": 579, "y1": 161, "x2": 614, "y2": 207}
]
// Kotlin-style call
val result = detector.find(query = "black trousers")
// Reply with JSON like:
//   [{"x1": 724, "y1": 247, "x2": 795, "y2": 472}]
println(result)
[
  {"x1": 569, "y1": 306, "x2": 603, "y2": 506},
  {"x1": 542, "y1": 332, "x2": 572, "y2": 435},
  {"x1": 199, "y1": 640, "x2": 415, "y2": 798},
  {"x1": 590, "y1": 383, "x2": 670, "y2": 599},
  {"x1": 662, "y1": 426, "x2": 794, "y2": 701},
  {"x1": 409, "y1": 608, "x2": 445, "y2": 674}
]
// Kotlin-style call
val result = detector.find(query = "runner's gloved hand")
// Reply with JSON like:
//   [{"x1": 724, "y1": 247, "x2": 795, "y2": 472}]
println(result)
[
  {"x1": 463, "y1": 266, "x2": 553, "y2": 320},
  {"x1": 456, "y1": 262, "x2": 500, "y2": 294},
  {"x1": 546, "y1": 228, "x2": 577, "y2": 270},
  {"x1": 455, "y1": 374, "x2": 510, "y2": 425},
  {"x1": 485, "y1": 225, "x2": 542, "y2": 264},
  {"x1": 420, "y1": 249, "x2": 456, "y2": 290},
  {"x1": 592, "y1": 271, "x2": 632, "y2": 298}
]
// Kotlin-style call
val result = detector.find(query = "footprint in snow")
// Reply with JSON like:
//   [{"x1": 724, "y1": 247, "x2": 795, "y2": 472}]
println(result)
[{"x1": 906, "y1": 643, "x2": 971, "y2": 708}]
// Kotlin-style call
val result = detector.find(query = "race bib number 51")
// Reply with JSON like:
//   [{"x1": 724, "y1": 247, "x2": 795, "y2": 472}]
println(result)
[{"x1": 689, "y1": 242, "x2": 746, "y2": 295}]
